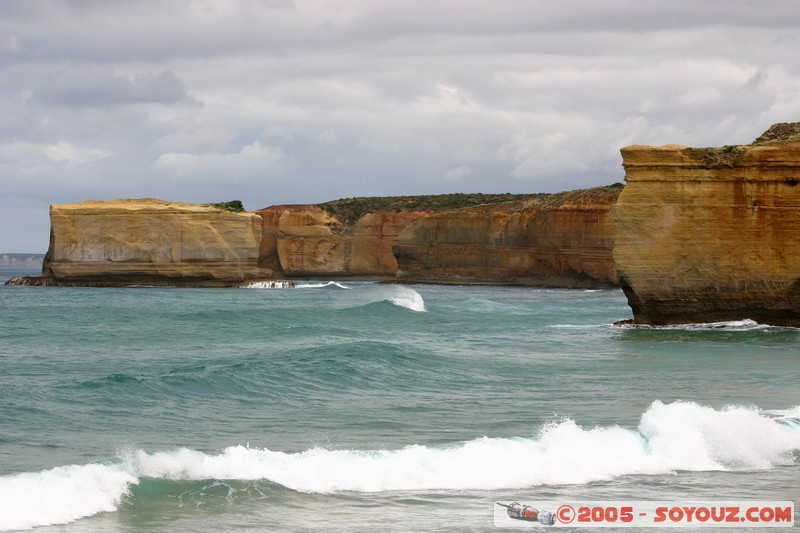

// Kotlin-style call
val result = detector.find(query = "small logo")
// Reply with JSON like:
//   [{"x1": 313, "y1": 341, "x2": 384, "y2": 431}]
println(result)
[
  {"x1": 497, "y1": 502, "x2": 556, "y2": 526},
  {"x1": 556, "y1": 504, "x2": 576, "y2": 524}
]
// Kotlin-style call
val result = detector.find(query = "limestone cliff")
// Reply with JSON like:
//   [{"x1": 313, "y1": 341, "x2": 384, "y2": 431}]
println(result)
[
  {"x1": 393, "y1": 186, "x2": 620, "y2": 287},
  {"x1": 43, "y1": 199, "x2": 273, "y2": 286},
  {"x1": 614, "y1": 123, "x2": 800, "y2": 327},
  {"x1": 256, "y1": 205, "x2": 430, "y2": 278}
]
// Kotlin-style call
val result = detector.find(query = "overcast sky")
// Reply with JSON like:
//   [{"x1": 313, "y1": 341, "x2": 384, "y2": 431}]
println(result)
[{"x1": 2, "y1": 0, "x2": 799, "y2": 252}]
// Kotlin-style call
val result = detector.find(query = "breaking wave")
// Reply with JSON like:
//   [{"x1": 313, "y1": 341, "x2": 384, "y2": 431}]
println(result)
[
  {"x1": 296, "y1": 281, "x2": 352, "y2": 289},
  {"x1": 612, "y1": 319, "x2": 773, "y2": 331},
  {"x1": 2, "y1": 401, "x2": 797, "y2": 530}
]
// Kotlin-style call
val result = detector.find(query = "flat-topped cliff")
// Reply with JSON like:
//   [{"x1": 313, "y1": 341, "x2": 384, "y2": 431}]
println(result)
[
  {"x1": 42, "y1": 199, "x2": 274, "y2": 286},
  {"x1": 9, "y1": 189, "x2": 623, "y2": 288},
  {"x1": 614, "y1": 123, "x2": 800, "y2": 326},
  {"x1": 393, "y1": 186, "x2": 621, "y2": 287},
  {"x1": 254, "y1": 189, "x2": 619, "y2": 287}
]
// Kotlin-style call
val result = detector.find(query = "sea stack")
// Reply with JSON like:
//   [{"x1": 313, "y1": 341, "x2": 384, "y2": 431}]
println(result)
[
  {"x1": 613, "y1": 123, "x2": 800, "y2": 327},
  {"x1": 42, "y1": 199, "x2": 275, "y2": 286}
]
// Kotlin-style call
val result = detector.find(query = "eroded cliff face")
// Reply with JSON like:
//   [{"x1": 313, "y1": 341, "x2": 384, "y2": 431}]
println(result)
[
  {"x1": 393, "y1": 187, "x2": 620, "y2": 287},
  {"x1": 43, "y1": 199, "x2": 272, "y2": 286},
  {"x1": 614, "y1": 126, "x2": 800, "y2": 326},
  {"x1": 256, "y1": 205, "x2": 430, "y2": 277},
  {"x1": 32, "y1": 188, "x2": 623, "y2": 288}
]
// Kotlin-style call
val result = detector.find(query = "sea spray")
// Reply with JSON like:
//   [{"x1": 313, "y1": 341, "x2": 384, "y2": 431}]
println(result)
[
  {"x1": 385, "y1": 285, "x2": 426, "y2": 312},
  {"x1": 296, "y1": 281, "x2": 352, "y2": 289},
  {"x1": 2, "y1": 401, "x2": 797, "y2": 530},
  {"x1": 0, "y1": 464, "x2": 136, "y2": 531},
  {"x1": 243, "y1": 280, "x2": 295, "y2": 289},
  {"x1": 119, "y1": 401, "x2": 800, "y2": 493}
]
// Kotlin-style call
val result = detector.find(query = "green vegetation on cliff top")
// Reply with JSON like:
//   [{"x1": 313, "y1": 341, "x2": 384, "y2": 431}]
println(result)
[
  {"x1": 752, "y1": 122, "x2": 800, "y2": 144},
  {"x1": 683, "y1": 122, "x2": 800, "y2": 169},
  {"x1": 318, "y1": 184, "x2": 624, "y2": 224},
  {"x1": 207, "y1": 200, "x2": 245, "y2": 212}
]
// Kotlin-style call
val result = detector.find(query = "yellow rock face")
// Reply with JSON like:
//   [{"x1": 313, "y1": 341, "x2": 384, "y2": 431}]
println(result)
[
  {"x1": 44, "y1": 199, "x2": 271, "y2": 285},
  {"x1": 393, "y1": 190, "x2": 619, "y2": 287},
  {"x1": 256, "y1": 205, "x2": 428, "y2": 277},
  {"x1": 614, "y1": 141, "x2": 800, "y2": 326}
]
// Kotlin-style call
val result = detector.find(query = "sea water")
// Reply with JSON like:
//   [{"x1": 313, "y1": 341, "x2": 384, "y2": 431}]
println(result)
[{"x1": 0, "y1": 266, "x2": 798, "y2": 532}]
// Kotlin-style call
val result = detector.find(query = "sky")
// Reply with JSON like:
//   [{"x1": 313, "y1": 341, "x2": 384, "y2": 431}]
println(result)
[{"x1": 2, "y1": 0, "x2": 799, "y2": 252}]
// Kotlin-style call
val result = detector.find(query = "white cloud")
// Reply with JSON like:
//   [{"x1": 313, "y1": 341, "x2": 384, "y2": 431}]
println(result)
[
  {"x1": 6, "y1": 36, "x2": 24, "y2": 55},
  {"x1": 153, "y1": 128, "x2": 235, "y2": 153},
  {"x1": 500, "y1": 132, "x2": 593, "y2": 181},
  {"x1": 2, "y1": 0, "x2": 800, "y2": 250},
  {"x1": 444, "y1": 165, "x2": 472, "y2": 181},
  {"x1": 317, "y1": 129, "x2": 342, "y2": 145},
  {"x1": 0, "y1": 141, "x2": 111, "y2": 168},
  {"x1": 42, "y1": 142, "x2": 112, "y2": 167},
  {"x1": 155, "y1": 141, "x2": 285, "y2": 181}
]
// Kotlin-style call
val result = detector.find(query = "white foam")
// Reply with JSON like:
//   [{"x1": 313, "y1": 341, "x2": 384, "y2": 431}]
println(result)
[
  {"x1": 4, "y1": 401, "x2": 798, "y2": 530},
  {"x1": 0, "y1": 463, "x2": 136, "y2": 531},
  {"x1": 384, "y1": 286, "x2": 426, "y2": 312},
  {"x1": 122, "y1": 401, "x2": 799, "y2": 493},
  {"x1": 243, "y1": 281, "x2": 294, "y2": 289},
  {"x1": 296, "y1": 281, "x2": 352, "y2": 289},
  {"x1": 612, "y1": 319, "x2": 772, "y2": 330}
]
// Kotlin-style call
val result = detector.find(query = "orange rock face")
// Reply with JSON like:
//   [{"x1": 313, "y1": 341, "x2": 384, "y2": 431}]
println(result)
[
  {"x1": 256, "y1": 205, "x2": 429, "y2": 278},
  {"x1": 393, "y1": 188, "x2": 620, "y2": 287},
  {"x1": 256, "y1": 188, "x2": 620, "y2": 287},
  {"x1": 614, "y1": 133, "x2": 800, "y2": 326}
]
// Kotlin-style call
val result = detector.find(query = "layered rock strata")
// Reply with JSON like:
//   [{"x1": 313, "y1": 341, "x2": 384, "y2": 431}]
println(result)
[
  {"x1": 42, "y1": 199, "x2": 273, "y2": 286},
  {"x1": 393, "y1": 187, "x2": 620, "y2": 287},
  {"x1": 614, "y1": 124, "x2": 800, "y2": 327},
  {"x1": 256, "y1": 205, "x2": 430, "y2": 278}
]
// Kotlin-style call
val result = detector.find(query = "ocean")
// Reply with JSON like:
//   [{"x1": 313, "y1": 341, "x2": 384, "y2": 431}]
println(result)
[{"x1": 1, "y1": 265, "x2": 798, "y2": 532}]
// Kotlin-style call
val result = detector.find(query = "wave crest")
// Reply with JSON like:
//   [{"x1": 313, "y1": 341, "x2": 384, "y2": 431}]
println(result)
[
  {"x1": 0, "y1": 464, "x2": 136, "y2": 531},
  {"x1": 123, "y1": 401, "x2": 799, "y2": 492},
  {"x1": 4, "y1": 401, "x2": 798, "y2": 530}
]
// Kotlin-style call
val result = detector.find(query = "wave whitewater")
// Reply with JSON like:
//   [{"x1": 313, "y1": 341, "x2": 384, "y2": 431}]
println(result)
[
  {"x1": 296, "y1": 281, "x2": 352, "y2": 289},
  {"x1": 1, "y1": 401, "x2": 798, "y2": 531}
]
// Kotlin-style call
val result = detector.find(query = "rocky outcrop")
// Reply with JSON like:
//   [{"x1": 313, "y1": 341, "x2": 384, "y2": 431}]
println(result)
[
  {"x1": 614, "y1": 123, "x2": 800, "y2": 327},
  {"x1": 393, "y1": 186, "x2": 621, "y2": 287},
  {"x1": 42, "y1": 199, "x2": 273, "y2": 286},
  {"x1": 20, "y1": 189, "x2": 623, "y2": 289},
  {"x1": 256, "y1": 205, "x2": 430, "y2": 278}
]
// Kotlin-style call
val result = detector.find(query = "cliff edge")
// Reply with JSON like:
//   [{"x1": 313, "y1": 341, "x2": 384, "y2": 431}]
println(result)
[
  {"x1": 255, "y1": 189, "x2": 619, "y2": 287},
  {"x1": 42, "y1": 199, "x2": 274, "y2": 286},
  {"x1": 614, "y1": 123, "x2": 800, "y2": 326},
  {"x1": 393, "y1": 186, "x2": 621, "y2": 287}
]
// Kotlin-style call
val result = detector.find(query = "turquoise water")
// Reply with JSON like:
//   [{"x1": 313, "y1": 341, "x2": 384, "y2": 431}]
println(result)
[{"x1": 1, "y1": 266, "x2": 799, "y2": 532}]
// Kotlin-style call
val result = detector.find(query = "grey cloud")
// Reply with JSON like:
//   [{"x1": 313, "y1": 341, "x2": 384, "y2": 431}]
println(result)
[
  {"x1": 33, "y1": 66, "x2": 195, "y2": 107},
  {"x1": 3, "y1": 0, "x2": 798, "y2": 65},
  {"x1": 2, "y1": 0, "x2": 800, "y2": 252}
]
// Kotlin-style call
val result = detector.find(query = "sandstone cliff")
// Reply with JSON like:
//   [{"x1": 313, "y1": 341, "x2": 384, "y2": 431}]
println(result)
[
  {"x1": 614, "y1": 123, "x2": 800, "y2": 327},
  {"x1": 42, "y1": 199, "x2": 273, "y2": 286},
  {"x1": 256, "y1": 204, "x2": 430, "y2": 278},
  {"x1": 393, "y1": 186, "x2": 620, "y2": 287}
]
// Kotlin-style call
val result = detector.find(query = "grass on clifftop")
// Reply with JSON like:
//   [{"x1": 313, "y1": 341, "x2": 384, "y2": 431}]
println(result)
[
  {"x1": 684, "y1": 145, "x2": 745, "y2": 169},
  {"x1": 682, "y1": 122, "x2": 800, "y2": 169},
  {"x1": 752, "y1": 122, "x2": 800, "y2": 144},
  {"x1": 318, "y1": 185, "x2": 624, "y2": 224},
  {"x1": 206, "y1": 200, "x2": 245, "y2": 212}
]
